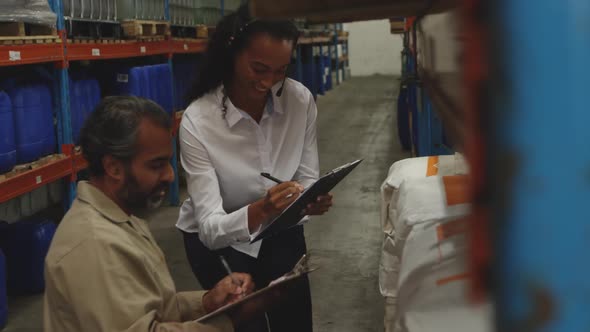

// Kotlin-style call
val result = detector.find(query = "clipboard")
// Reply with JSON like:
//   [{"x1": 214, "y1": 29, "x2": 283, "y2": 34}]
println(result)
[
  {"x1": 196, "y1": 254, "x2": 317, "y2": 323},
  {"x1": 251, "y1": 159, "x2": 363, "y2": 243}
]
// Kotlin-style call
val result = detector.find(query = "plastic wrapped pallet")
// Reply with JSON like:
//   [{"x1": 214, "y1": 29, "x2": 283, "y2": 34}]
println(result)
[
  {"x1": 116, "y1": 0, "x2": 166, "y2": 21},
  {"x1": 392, "y1": 218, "x2": 491, "y2": 332},
  {"x1": 379, "y1": 174, "x2": 471, "y2": 328},
  {"x1": 63, "y1": 0, "x2": 118, "y2": 22},
  {"x1": 0, "y1": 0, "x2": 57, "y2": 28},
  {"x1": 224, "y1": 0, "x2": 242, "y2": 13},
  {"x1": 193, "y1": 0, "x2": 221, "y2": 25},
  {"x1": 0, "y1": 181, "x2": 62, "y2": 223},
  {"x1": 380, "y1": 153, "x2": 467, "y2": 235}
]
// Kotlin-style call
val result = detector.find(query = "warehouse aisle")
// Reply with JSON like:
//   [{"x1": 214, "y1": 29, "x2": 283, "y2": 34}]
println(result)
[
  {"x1": 305, "y1": 75, "x2": 410, "y2": 331},
  {"x1": 3, "y1": 75, "x2": 408, "y2": 332}
]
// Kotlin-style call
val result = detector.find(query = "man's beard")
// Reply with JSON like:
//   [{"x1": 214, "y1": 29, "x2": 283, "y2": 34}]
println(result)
[{"x1": 118, "y1": 170, "x2": 168, "y2": 214}]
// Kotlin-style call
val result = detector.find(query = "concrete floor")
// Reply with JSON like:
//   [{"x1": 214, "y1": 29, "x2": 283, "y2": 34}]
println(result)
[{"x1": 3, "y1": 75, "x2": 409, "y2": 332}]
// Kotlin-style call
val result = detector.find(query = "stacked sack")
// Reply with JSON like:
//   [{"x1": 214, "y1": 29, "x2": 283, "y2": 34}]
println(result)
[
  {"x1": 379, "y1": 153, "x2": 493, "y2": 332},
  {"x1": 395, "y1": 216, "x2": 492, "y2": 332},
  {"x1": 379, "y1": 154, "x2": 468, "y2": 300}
]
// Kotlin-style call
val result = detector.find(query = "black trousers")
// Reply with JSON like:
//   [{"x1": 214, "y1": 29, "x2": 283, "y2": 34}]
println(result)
[{"x1": 182, "y1": 225, "x2": 313, "y2": 332}]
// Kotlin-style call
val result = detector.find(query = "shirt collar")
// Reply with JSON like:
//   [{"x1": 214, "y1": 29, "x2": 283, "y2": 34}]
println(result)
[
  {"x1": 217, "y1": 83, "x2": 285, "y2": 128},
  {"x1": 76, "y1": 181, "x2": 130, "y2": 224}
]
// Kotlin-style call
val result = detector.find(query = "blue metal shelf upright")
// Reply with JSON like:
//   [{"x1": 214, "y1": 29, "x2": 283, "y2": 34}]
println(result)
[
  {"x1": 48, "y1": 0, "x2": 76, "y2": 208},
  {"x1": 488, "y1": 1, "x2": 590, "y2": 331}
]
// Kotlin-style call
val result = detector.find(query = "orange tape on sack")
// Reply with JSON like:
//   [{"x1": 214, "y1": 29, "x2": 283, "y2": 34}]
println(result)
[
  {"x1": 436, "y1": 273, "x2": 472, "y2": 286},
  {"x1": 443, "y1": 175, "x2": 470, "y2": 206},
  {"x1": 436, "y1": 218, "x2": 468, "y2": 241},
  {"x1": 426, "y1": 156, "x2": 439, "y2": 176}
]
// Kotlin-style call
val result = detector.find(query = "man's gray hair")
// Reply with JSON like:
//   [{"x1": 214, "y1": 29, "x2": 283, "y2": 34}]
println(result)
[{"x1": 80, "y1": 96, "x2": 171, "y2": 176}]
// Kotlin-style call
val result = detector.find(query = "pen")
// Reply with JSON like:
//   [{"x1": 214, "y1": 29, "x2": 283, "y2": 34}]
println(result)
[
  {"x1": 260, "y1": 172, "x2": 284, "y2": 184},
  {"x1": 220, "y1": 256, "x2": 245, "y2": 297}
]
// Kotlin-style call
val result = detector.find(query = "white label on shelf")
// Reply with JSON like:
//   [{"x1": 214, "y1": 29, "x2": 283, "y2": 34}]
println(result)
[
  {"x1": 36, "y1": 175, "x2": 42, "y2": 184},
  {"x1": 9, "y1": 51, "x2": 21, "y2": 61},
  {"x1": 184, "y1": 44, "x2": 188, "y2": 51},
  {"x1": 92, "y1": 48, "x2": 100, "y2": 56},
  {"x1": 117, "y1": 74, "x2": 129, "y2": 83},
  {"x1": 140, "y1": 46, "x2": 146, "y2": 54}
]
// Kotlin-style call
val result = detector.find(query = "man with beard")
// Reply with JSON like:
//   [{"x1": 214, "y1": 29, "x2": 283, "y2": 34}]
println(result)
[{"x1": 44, "y1": 96, "x2": 256, "y2": 331}]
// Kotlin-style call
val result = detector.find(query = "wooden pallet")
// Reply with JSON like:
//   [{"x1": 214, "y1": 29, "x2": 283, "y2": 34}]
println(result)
[
  {"x1": 121, "y1": 20, "x2": 170, "y2": 38},
  {"x1": 0, "y1": 36, "x2": 61, "y2": 45},
  {"x1": 171, "y1": 25, "x2": 208, "y2": 39},
  {"x1": 0, "y1": 154, "x2": 67, "y2": 182},
  {"x1": 0, "y1": 21, "x2": 60, "y2": 45},
  {"x1": 134, "y1": 36, "x2": 166, "y2": 42},
  {"x1": 0, "y1": 21, "x2": 56, "y2": 37},
  {"x1": 68, "y1": 38, "x2": 121, "y2": 44}
]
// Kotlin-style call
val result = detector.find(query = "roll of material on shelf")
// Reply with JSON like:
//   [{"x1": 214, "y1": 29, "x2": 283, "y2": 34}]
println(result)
[
  {"x1": 8, "y1": 84, "x2": 56, "y2": 164},
  {"x1": 0, "y1": 92, "x2": 16, "y2": 174},
  {"x1": 0, "y1": 220, "x2": 57, "y2": 295}
]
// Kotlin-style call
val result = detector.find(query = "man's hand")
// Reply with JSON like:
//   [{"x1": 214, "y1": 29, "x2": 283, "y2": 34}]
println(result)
[
  {"x1": 302, "y1": 193, "x2": 333, "y2": 216},
  {"x1": 202, "y1": 273, "x2": 255, "y2": 313}
]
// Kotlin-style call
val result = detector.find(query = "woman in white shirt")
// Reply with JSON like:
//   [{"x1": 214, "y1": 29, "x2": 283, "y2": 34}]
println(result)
[{"x1": 176, "y1": 5, "x2": 332, "y2": 332}]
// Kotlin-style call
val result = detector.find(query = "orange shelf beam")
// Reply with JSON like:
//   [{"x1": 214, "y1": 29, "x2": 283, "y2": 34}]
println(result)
[
  {"x1": 0, "y1": 38, "x2": 209, "y2": 66},
  {"x1": 170, "y1": 39, "x2": 208, "y2": 54},
  {"x1": 66, "y1": 40, "x2": 172, "y2": 61},
  {"x1": 0, "y1": 155, "x2": 73, "y2": 203},
  {"x1": 0, "y1": 42, "x2": 64, "y2": 67}
]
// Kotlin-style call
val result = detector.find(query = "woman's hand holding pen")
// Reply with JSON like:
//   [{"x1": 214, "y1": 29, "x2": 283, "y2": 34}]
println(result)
[
  {"x1": 263, "y1": 181, "x2": 304, "y2": 214},
  {"x1": 248, "y1": 182, "x2": 304, "y2": 232}
]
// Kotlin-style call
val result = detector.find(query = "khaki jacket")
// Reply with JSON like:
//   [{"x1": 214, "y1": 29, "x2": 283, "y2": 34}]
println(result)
[{"x1": 44, "y1": 181, "x2": 233, "y2": 332}]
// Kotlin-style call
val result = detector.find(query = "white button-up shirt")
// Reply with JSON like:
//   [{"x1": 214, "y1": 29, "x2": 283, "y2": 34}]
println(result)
[{"x1": 176, "y1": 79, "x2": 319, "y2": 258}]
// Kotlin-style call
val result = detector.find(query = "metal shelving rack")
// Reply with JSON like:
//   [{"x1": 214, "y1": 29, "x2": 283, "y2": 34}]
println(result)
[
  {"x1": 0, "y1": 0, "x2": 346, "y2": 210},
  {"x1": 0, "y1": 0, "x2": 207, "y2": 208}
]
